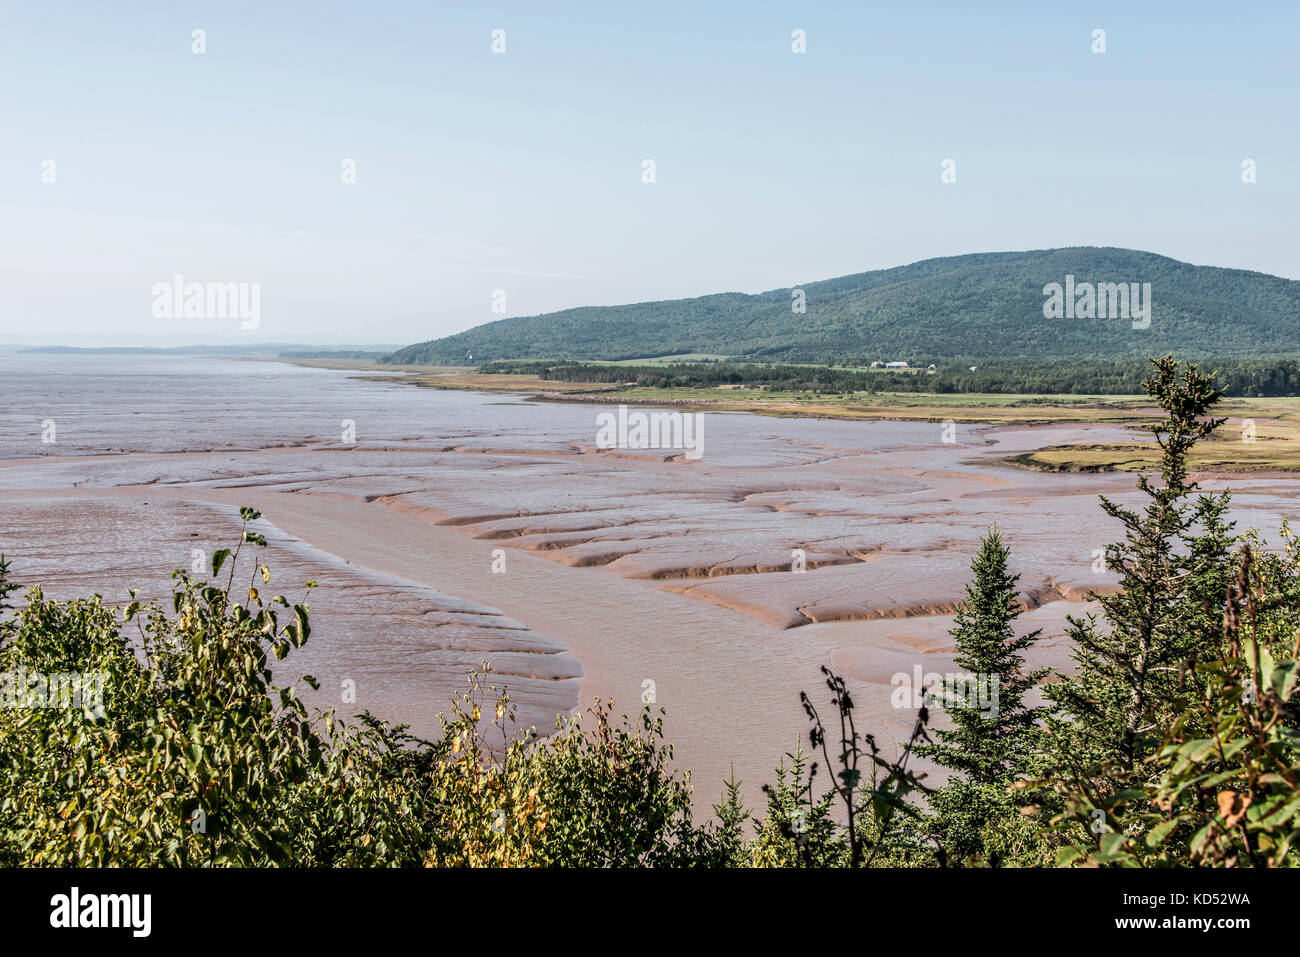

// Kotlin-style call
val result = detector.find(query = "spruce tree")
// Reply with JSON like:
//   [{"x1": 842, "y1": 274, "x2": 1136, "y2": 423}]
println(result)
[
  {"x1": 916, "y1": 529, "x2": 1047, "y2": 784},
  {"x1": 1046, "y1": 356, "x2": 1228, "y2": 773},
  {"x1": 914, "y1": 529, "x2": 1050, "y2": 864}
]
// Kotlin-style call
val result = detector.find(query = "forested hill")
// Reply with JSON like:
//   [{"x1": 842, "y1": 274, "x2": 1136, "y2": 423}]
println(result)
[{"x1": 386, "y1": 248, "x2": 1300, "y2": 365}]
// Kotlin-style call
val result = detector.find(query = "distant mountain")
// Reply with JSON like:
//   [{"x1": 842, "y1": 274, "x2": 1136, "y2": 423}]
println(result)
[{"x1": 386, "y1": 248, "x2": 1300, "y2": 365}]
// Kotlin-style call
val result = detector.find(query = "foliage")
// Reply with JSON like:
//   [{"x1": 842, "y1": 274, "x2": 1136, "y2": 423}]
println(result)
[
  {"x1": 747, "y1": 668, "x2": 938, "y2": 867},
  {"x1": 3, "y1": 357, "x2": 1300, "y2": 867},
  {"x1": 1045, "y1": 357, "x2": 1230, "y2": 774},
  {"x1": 915, "y1": 530, "x2": 1047, "y2": 784},
  {"x1": 1049, "y1": 548, "x2": 1300, "y2": 867},
  {"x1": 422, "y1": 675, "x2": 708, "y2": 867},
  {"x1": 386, "y1": 248, "x2": 1300, "y2": 366},
  {"x1": 0, "y1": 520, "x2": 715, "y2": 867},
  {"x1": 476, "y1": 356, "x2": 1300, "y2": 398},
  {"x1": 1040, "y1": 358, "x2": 1300, "y2": 867},
  {"x1": 913, "y1": 529, "x2": 1052, "y2": 863},
  {"x1": 0, "y1": 507, "x2": 412, "y2": 865}
]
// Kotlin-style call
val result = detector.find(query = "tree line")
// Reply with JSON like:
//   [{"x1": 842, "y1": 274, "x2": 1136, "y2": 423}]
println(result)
[{"x1": 481, "y1": 357, "x2": 1300, "y2": 397}]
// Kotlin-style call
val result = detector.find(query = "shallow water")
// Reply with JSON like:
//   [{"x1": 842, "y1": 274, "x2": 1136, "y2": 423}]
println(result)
[{"x1": 3, "y1": 353, "x2": 1298, "y2": 800}]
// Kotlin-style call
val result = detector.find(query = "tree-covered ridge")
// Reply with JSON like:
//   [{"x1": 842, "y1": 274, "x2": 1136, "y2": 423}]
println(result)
[{"x1": 388, "y1": 248, "x2": 1300, "y2": 366}]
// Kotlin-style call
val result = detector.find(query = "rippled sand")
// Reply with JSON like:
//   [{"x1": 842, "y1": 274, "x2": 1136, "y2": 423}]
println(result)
[{"x1": 3, "y1": 354, "x2": 1297, "y2": 804}]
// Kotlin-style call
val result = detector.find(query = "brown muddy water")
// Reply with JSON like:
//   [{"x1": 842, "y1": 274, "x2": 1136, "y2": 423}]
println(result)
[{"x1": 2, "y1": 353, "x2": 1298, "y2": 805}]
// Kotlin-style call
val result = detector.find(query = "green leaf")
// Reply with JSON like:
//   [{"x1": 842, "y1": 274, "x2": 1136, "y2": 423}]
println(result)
[
  {"x1": 1246, "y1": 638, "x2": 1276, "y2": 691},
  {"x1": 1099, "y1": 831, "x2": 1129, "y2": 856},
  {"x1": 1056, "y1": 845, "x2": 1085, "y2": 866},
  {"x1": 211, "y1": 548, "x2": 232, "y2": 578},
  {"x1": 1259, "y1": 793, "x2": 1300, "y2": 829},
  {"x1": 1271, "y1": 660, "x2": 1299, "y2": 701},
  {"x1": 1180, "y1": 738, "x2": 1217, "y2": 762},
  {"x1": 1145, "y1": 817, "x2": 1181, "y2": 847}
]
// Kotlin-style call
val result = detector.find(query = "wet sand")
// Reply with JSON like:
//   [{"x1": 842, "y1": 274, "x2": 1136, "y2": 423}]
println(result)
[{"x1": 3, "y1": 353, "x2": 1298, "y2": 808}]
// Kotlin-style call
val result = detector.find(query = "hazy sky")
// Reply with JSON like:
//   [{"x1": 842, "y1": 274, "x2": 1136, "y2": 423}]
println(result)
[{"x1": 2, "y1": 1, "x2": 1297, "y2": 346}]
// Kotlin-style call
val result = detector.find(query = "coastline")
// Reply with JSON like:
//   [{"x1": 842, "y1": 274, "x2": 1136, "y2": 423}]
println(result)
[
  {"x1": 6, "y1": 355, "x2": 1296, "y2": 810},
  {"x1": 271, "y1": 357, "x2": 1300, "y2": 473}
]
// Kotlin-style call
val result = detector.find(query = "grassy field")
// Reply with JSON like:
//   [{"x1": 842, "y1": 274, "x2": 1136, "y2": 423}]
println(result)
[
  {"x1": 275, "y1": 357, "x2": 1300, "y2": 472},
  {"x1": 393, "y1": 371, "x2": 619, "y2": 394},
  {"x1": 368, "y1": 367, "x2": 1162, "y2": 424},
  {"x1": 1011, "y1": 403, "x2": 1300, "y2": 473},
  {"x1": 600, "y1": 385, "x2": 1161, "y2": 424}
]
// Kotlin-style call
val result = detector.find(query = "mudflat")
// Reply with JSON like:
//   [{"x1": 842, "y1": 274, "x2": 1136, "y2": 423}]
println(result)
[{"x1": 3, "y1": 353, "x2": 1296, "y2": 804}]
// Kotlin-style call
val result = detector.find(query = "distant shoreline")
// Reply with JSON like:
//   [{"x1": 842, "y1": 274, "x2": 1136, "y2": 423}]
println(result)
[{"x1": 273, "y1": 355, "x2": 1300, "y2": 475}]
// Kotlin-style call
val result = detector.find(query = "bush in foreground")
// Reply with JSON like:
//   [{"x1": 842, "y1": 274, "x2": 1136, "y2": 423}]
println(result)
[{"x1": 2, "y1": 357, "x2": 1297, "y2": 867}]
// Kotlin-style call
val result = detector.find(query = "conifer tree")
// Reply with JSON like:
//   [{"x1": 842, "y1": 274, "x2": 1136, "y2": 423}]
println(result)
[
  {"x1": 916, "y1": 529, "x2": 1047, "y2": 784},
  {"x1": 914, "y1": 529, "x2": 1050, "y2": 864},
  {"x1": 1047, "y1": 356, "x2": 1228, "y2": 773}
]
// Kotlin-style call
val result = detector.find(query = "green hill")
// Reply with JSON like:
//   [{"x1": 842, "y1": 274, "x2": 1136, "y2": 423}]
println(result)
[{"x1": 386, "y1": 248, "x2": 1300, "y2": 365}]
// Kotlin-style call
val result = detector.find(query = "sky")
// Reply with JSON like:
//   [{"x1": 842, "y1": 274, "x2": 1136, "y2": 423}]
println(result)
[{"x1": 1, "y1": 0, "x2": 1297, "y2": 346}]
